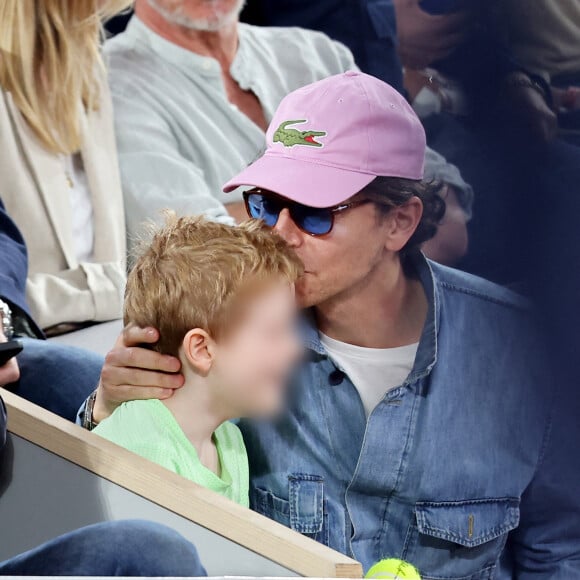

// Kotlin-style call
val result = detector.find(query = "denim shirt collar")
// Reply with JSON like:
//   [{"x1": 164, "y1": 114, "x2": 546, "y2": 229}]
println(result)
[{"x1": 299, "y1": 252, "x2": 440, "y2": 382}]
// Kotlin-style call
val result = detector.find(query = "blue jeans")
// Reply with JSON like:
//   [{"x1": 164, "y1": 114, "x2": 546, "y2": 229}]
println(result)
[
  {"x1": 0, "y1": 520, "x2": 207, "y2": 576},
  {"x1": 9, "y1": 338, "x2": 103, "y2": 422}
]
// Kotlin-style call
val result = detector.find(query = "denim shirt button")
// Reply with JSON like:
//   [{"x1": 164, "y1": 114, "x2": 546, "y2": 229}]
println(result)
[{"x1": 328, "y1": 369, "x2": 345, "y2": 386}]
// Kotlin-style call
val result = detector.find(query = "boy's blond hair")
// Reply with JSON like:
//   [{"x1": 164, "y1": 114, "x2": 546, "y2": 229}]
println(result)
[{"x1": 125, "y1": 215, "x2": 303, "y2": 356}]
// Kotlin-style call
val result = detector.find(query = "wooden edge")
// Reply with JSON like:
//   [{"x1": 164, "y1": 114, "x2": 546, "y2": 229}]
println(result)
[{"x1": 1, "y1": 390, "x2": 362, "y2": 578}]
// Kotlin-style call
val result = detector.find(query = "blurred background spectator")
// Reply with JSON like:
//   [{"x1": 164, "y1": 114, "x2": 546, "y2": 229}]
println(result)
[
  {"x1": 0, "y1": 195, "x2": 103, "y2": 420},
  {"x1": 0, "y1": 0, "x2": 129, "y2": 337},
  {"x1": 497, "y1": 0, "x2": 580, "y2": 147}
]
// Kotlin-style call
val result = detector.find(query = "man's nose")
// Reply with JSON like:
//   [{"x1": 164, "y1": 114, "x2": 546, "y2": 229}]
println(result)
[{"x1": 273, "y1": 208, "x2": 303, "y2": 248}]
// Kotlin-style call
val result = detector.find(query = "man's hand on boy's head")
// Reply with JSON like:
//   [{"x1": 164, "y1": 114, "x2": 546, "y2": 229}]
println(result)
[{"x1": 94, "y1": 324, "x2": 184, "y2": 424}]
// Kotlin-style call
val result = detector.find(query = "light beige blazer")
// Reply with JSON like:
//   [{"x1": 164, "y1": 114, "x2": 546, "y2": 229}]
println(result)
[{"x1": 0, "y1": 78, "x2": 126, "y2": 330}]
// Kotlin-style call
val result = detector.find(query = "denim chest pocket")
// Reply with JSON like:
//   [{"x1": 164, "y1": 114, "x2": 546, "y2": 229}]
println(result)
[
  {"x1": 252, "y1": 474, "x2": 329, "y2": 546},
  {"x1": 404, "y1": 498, "x2": 520, "y2": 580}
]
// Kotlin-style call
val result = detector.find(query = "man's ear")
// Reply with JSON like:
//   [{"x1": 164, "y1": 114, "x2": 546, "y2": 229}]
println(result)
[
  {"x1": 182, "y1": 329, "x2": 214, "y2": 376},
  {"x1": 383, "y1": 197, "x2": 424, "y2": 252}
]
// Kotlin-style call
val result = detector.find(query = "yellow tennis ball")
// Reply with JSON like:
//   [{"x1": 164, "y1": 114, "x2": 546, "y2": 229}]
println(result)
[{"x1": 365, "y1": 558, "x2": 421, "y2": 580}]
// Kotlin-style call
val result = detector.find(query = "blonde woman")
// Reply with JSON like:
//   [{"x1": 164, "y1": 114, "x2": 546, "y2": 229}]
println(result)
[
  {"x1": 0, "y1": 0, "x2": 130, "y2": 334},
  {"x1": 0, "y1": 0, "x2": 131, "y2": 419}
]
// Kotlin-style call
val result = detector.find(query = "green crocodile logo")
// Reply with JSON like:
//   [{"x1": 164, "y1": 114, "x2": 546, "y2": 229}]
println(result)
[{"x1": 273, "y1": 119, "x2": 327, "y2": 148}]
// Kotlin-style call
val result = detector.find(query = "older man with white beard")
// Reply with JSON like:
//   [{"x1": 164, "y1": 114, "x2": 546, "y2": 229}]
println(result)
[{"x1": 107, "y1": 0, "x2": 472, "y2": 265}]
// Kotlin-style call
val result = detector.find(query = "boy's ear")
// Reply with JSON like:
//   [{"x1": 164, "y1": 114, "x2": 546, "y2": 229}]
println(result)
[{"x1": 182, "y1": 329, "x2": 213, "y2": 376}]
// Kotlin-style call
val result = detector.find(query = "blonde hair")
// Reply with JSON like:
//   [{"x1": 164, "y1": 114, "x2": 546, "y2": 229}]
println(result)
[
  {"x1": 125, "y1": 215, "x2": 304, "y2": 357},
  {"x1": 0, "y1": 0, "x2": 132, "y2": 154}
]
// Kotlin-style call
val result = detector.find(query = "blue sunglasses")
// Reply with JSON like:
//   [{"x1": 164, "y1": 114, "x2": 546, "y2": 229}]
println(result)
[{"x1": 243, "y1": 189, "x2": 371, "y2": 236}]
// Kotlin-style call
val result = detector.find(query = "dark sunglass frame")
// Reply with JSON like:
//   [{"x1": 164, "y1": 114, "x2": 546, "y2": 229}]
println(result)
[{"x1": 243, "y1": 189, "x2": 371, "y2": 236}]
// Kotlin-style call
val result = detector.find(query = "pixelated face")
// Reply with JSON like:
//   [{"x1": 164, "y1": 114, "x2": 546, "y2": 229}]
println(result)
[
  {"x1": 146, "y1": 0, "x2": 245, "y2": 31},
  {"x1": 211, "y1": 281, "x2": 302, "y2": 418}
]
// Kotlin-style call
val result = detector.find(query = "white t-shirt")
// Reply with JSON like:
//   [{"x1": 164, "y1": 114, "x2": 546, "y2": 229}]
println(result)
[
  {"x1": 64, "y1": 152, "x2": 94, "y2": 263},
  {"x1": 320, "y1": 333, "x2": 419, "y2": 417}
]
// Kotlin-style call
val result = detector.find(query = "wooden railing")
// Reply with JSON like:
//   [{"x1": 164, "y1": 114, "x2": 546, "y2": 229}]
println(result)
[{"x1": 0, "y1": 389, "x2": 362, "y2": 578}]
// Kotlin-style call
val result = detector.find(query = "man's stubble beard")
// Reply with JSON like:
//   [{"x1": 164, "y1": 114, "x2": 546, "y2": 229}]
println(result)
[{"x1": 147, "y1": 0, "x2": 246, "y2": 32}]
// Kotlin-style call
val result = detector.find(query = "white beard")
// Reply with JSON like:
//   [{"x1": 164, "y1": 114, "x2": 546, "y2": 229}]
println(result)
[{"x1": 147, "y1": 0, "x2": 246, "y2": 31}]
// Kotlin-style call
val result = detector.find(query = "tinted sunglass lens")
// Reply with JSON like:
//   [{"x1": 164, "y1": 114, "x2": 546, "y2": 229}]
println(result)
[
  {"x1": 247, "y1": 193, "x2": 333, "y2": 235},
  {"x1": 247, "y1": 194, "x2": 280, "y2": 227},
  {"x1": 292, "y1": 206, "x2": 333, "y2": 235}
]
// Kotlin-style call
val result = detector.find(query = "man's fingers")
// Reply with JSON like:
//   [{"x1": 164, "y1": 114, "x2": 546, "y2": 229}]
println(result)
[
  {"x1": 397, "y1": 6, "x2": 468, "y2": 68},
  {"x1": 425, "y1": 10, "x2": 469, "y2": 35},
  {"x1": 426, "y1": 27, "x2": 467, "y2": 59},
  {"x1": 101, "y1": 365, "x2": 184, "y2": 392},
  {"x1": 124, "y1": 346, "x2": 181, "y2": 373},
  {"x1": 438, "y1": 29, "x2": 467, "y2": 50},
  {"x1": 0, "y1": 358, "x2": 20, "y2": 386},
  {"x1": 0, "y1": 329, "x2": 20, "y2": 385},
  {"x1": 105, "y1": 345, "x2": 181, "y2": 374},
  {"x1": 537, "y1": 111, "x2": 558, "y2": 143},
  {"x1": 94, "y1": 383, "x2": 175, "y2": 424},
  {"x1": 122, "y1": 324, "x2": 160, "y2": 347},
  {"x1": 104, "y1": 384, "x2": 178, "y2": 403},
  {"x1": 96, "y1": 373, "x2": 182, "y2": 423}
]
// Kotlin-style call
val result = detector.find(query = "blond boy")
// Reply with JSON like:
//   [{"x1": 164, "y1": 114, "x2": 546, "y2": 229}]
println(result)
[{"x1": 94, "y1": 216, "x2": 302, "y2": 506}]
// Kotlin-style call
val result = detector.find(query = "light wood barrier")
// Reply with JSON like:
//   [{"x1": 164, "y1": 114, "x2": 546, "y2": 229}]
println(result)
[{"x1": 0, "y1": 389, "x2": 362, "y2": 578}]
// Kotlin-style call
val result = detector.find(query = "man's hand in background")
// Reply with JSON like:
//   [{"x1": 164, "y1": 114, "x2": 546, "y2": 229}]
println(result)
[
  {"x1": 504, "y1": 72, "x2": 558, "y2": 144},
  {"x1": 0, "y1": 329, "x2": 19, "y2": 386},
  {"x1": 552, "y1": 86, "x2": 580, "y2": 112},
  {"x1": 393, "y1": 0, "x2": 467, "y2": 69}
]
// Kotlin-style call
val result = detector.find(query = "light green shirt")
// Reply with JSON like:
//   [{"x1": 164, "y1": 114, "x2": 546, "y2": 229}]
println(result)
[{"x1": 94, "y1": 399, "x2": 249, "y2": 507}]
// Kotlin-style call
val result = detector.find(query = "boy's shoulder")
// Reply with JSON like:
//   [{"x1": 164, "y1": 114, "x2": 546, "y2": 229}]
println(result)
[
  {"x1": 93, "y1": 400, "x2": 194, "y2": 476},
  {"x1": 215, "y1": 420, "x2": 246, "y2": 453},
  {"x1": 93, "y1": 399, "x2": 167, "y2": 443},
  {"x1": 216, "y1": 420, "x2": 250, "y2": 507}
]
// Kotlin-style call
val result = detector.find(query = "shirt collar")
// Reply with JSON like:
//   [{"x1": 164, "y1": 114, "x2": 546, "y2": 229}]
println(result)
[
  {"x1": 126, "y1": 16, "x2": 238, "y2": 78},
  {"x1": 299, "y1": 252, "x2": 440, "y2": 380}
]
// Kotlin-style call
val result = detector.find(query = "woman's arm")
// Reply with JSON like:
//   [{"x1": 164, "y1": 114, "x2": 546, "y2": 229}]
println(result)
[{"x1": 26, "y1": 262, "x2": 126, "y2": 330}]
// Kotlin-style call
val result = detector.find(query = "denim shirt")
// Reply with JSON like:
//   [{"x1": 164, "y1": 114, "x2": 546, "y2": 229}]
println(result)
[{"x1": 240, "y1": 255, "x2": 567, "y2": 580}]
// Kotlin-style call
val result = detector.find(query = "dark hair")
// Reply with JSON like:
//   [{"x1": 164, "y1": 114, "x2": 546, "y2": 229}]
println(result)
[{"x1": 358, "y1": 176, "x2": 446, "y2": 257}]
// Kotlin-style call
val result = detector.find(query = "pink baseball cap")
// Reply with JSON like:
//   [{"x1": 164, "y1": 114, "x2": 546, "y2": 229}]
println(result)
[{"x1": 223, "y1": 71, "x2": 426, "y2": 208}]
